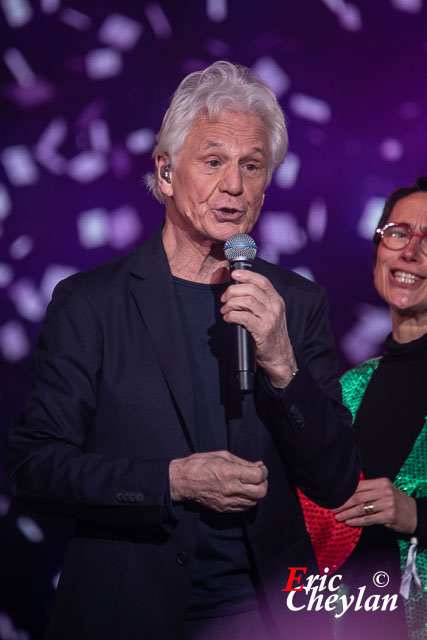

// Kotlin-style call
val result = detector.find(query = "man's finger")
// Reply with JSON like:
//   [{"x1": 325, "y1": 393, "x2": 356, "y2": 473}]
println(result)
[{"x1": 238, "y1": 463, "x2": 268, "y2": 484}]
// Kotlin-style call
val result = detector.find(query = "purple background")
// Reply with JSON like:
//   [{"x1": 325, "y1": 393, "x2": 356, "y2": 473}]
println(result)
[{"x1": 1, "y1": 1, "x2": 426, "y2": 637}]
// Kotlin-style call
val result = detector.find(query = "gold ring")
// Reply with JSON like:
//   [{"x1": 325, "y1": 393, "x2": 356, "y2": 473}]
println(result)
[{"x1": 363, "y1": 502, "x2": 375, "y2": 515}]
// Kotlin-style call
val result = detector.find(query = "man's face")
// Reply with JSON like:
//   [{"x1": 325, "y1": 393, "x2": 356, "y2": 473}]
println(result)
[
  {"x1": 161, "y1": 110, "x2": 270, "y2": 245},
  {"x1": 374, "y1": 192, "x2": 427, "y2": 317}
]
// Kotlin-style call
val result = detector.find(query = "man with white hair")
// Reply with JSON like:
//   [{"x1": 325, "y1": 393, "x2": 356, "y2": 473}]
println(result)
[{"x1": 9, "y1": 61, "x2": 359, "y2": 639}]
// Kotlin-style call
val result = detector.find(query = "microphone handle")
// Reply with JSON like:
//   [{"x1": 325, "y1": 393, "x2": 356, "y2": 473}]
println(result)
[{"x1": 230, "y1": 259, "x2": 256, "y2": 392}]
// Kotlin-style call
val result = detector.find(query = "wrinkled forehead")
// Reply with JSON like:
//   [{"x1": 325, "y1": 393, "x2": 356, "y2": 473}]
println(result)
[{"x1": 184, "y1": 109, "x2": 270, "y2": 148}]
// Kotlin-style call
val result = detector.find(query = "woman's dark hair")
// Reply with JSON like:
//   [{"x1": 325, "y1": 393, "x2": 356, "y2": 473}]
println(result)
[{"x1": 373, "y1": 176, "x2": 427, "y2": 256}]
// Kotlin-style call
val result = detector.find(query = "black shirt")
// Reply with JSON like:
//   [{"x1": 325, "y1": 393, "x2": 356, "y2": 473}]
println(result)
[
  {"x1": 173, "y1": 277, "x2": 258, "y2": 619},
  {"x1": 355, "y1": 331, "x2": 427, "y2": 482},
  {"x1": 355, "y1": 332, "x2": 427, "y2": 546}
]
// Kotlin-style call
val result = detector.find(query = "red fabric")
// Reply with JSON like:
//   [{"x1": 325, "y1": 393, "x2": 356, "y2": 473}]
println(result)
[{"x1": 297, "y1": 475, "x2": 363, "y2": 574}]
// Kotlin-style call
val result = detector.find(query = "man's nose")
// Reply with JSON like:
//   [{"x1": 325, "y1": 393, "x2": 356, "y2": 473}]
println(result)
[{"x1": 219, "y1": 164, "x2": 243, "y2": 195}]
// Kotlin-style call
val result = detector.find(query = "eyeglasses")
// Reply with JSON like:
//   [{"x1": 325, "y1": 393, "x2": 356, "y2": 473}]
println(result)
[{"x1": 375, "y1": 222, "x2": 427, "y2": 256}]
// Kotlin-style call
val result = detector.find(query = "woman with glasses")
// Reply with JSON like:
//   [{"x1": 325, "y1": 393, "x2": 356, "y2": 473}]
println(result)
[{"x1": 330, "y1": 176, "x2": 427, "y2": 640}]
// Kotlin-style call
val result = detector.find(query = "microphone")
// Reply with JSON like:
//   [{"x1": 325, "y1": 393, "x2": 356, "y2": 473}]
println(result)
[{"x1": 223, "y1": 233, "x2": 258, "y2": 392}]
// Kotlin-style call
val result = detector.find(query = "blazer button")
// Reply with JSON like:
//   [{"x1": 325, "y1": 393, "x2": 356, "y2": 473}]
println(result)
[
  {"x1": 176, "y1": 552, "x2": 189, "y2": 567},
  {"x1": 136, "y1": 493, "x2": 145, "y2": 502},
  {"x1": 116, "y1": 492, "x2": 123, "y2": 501}
]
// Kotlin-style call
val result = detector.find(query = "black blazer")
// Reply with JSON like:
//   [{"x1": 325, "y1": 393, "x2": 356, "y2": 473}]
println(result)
[{"x1": 8, "y1": 225, "x2": 359, "y2": 640}]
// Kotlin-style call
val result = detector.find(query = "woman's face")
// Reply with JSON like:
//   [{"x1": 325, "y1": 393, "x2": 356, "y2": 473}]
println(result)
[{"x1": 374, "y1": 192, "x2": 427, "y2": 319}]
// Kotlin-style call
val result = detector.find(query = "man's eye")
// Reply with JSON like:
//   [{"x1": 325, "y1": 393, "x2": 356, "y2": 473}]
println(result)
[
  {"x1": 244, "y1": 164, "x2": 258, "y2": 172},
  {"x1": 208, "y1": 160, "x2": 220, "y2": 167}
]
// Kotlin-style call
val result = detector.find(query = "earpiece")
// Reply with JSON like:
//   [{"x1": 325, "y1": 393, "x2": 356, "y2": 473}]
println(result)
[{"x1": 161, "y1": 164, "x2": 171, "y2": 183}]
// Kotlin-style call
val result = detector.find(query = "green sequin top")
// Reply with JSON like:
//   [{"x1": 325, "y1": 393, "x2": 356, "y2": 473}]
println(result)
[{"x1": 341, "y1": 358, "x2": 427, "y2": 640}]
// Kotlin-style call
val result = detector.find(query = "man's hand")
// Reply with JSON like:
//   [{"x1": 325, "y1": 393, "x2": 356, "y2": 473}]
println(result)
[
  {"x1": 333, "y1": 477, "x2": 417, "y2": 534},
  {"x1": 169, "y1": 451, "x2": 268, "y2": 512},
  {"x1": 220, "y1": 270, "x2": 297, "y2": 388}
]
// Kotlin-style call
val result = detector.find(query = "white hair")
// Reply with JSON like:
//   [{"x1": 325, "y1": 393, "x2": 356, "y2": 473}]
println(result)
[{"x1": 144, "y1": 60, "x2": 288, "y2": 203}]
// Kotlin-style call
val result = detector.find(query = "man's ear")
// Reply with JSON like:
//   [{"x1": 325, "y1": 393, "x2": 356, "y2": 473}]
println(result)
[{"x1": 156, "y1": 155, "x2": 173, "y2": 197}]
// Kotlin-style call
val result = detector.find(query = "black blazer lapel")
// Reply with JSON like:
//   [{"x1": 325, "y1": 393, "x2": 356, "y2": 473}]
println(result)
[{"x1": 129, "y1": 226, "x2": 198, "y2": 451}]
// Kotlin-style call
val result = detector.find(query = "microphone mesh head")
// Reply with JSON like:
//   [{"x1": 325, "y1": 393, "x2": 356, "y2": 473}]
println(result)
[{"x1": 223, "y1": 233, "x2": 258, "y2": 262}]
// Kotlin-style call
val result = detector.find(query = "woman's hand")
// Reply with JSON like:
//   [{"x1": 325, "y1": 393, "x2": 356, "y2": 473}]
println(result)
[{"x1": 333, "y1": 477, "x2": 417, "y2": 534}]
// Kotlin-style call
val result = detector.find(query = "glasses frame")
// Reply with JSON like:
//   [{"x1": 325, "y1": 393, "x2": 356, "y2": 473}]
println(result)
[{"x1": 375, "y1": 222, "x2": 427, "y2": 256}]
